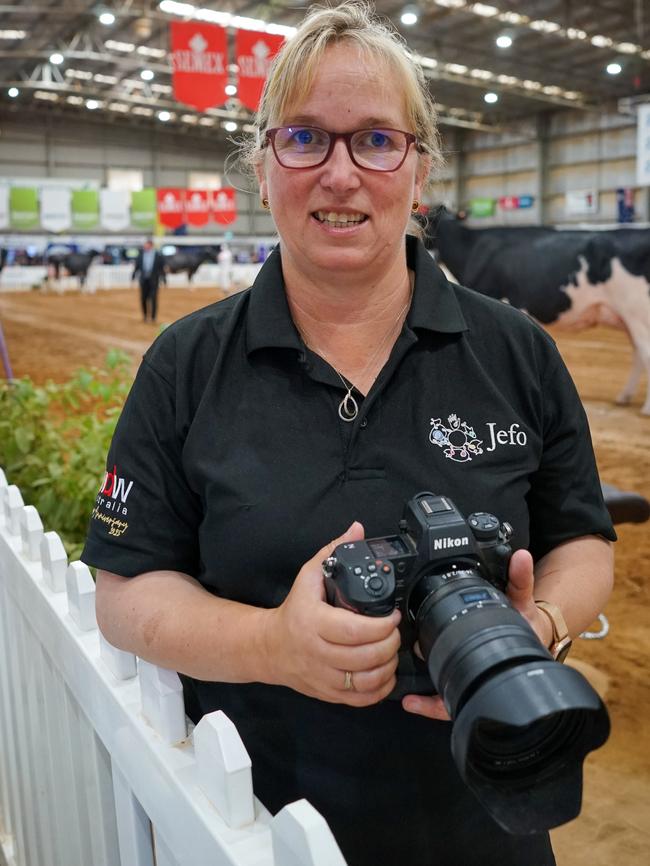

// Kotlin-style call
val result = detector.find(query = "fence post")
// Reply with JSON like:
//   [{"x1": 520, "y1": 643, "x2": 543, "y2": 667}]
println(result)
[
  {"x1": 271, "y1": 799, "x2": 348, "y2": 866},
  {"x1": 111, "y1": 762, "x2": 155, "y2": 866},
  {"x1": 66, "y1": 560, "x2": 97, "y2": 631},
  {"x1": 193, "y1": 710, "x2": 255, "y2": 829},
  {"x1": 20, "y1": 505, "x2": 44, "y2": 561},
  {"x1": 99, "y1": 632, "x2": 138, "y2": 680},
  {"x1": 4, "y1": 485, "x2": 24, "y2": 536},
  {"x1": 138, "y1": 660, "x2": 187, "y2": 745},
  {"x1": 40, "y1": 531, "x2": 68, "y2": 592}
]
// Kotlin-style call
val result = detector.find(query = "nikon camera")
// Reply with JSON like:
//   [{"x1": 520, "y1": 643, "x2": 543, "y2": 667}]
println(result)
[{"x1": 322, "y1": 492, "x2": 610, "y2": 835}]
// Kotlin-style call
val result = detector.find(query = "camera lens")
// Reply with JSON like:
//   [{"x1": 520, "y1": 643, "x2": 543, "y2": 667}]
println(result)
[{"x1": 406, "y1": 565, "x2": 610, "y2": 834}]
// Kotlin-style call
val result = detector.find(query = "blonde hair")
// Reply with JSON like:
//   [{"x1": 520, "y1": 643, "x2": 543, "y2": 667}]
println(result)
[{"x1": 241, "y1": 0, "x2": 443, "y2": 214}]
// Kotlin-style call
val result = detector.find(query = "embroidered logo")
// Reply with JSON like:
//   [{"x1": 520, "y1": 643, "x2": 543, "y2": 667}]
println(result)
[{"x1": 429, "y1": 414, "x2": 483, "y2": 463}]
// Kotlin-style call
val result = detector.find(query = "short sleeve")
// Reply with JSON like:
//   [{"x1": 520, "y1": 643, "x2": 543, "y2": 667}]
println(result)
[
  {"x1": 81, "y1": 357, "x2": 202, "y2": 577},
  {"x1": 526, "y1": 347, "x2": 616, "y2": 561}
]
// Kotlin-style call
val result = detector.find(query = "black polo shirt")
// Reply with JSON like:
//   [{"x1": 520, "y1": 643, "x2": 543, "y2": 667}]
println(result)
[{"x1": 82, "y1": 235, "x2": 614, "y2": 866}]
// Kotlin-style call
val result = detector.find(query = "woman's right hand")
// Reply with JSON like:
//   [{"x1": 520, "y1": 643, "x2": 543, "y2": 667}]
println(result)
[{"x1": 262, "y1": 522, "x2": 402, "y2": 706}]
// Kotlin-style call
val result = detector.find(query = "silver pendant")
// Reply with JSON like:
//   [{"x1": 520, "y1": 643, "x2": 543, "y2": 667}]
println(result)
[{"x1": 338, "y1": 391, "x2": 358, "y2": 422}]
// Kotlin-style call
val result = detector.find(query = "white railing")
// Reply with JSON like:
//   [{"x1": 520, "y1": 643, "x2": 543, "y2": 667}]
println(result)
[{"x1": 0, "y1": 467, "x2": 347, "y2": 866}]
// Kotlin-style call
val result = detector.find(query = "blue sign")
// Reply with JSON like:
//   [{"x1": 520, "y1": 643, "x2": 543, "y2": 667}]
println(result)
[{"x1": 518, "y1": 195, "x2": 534, "y2": 209}]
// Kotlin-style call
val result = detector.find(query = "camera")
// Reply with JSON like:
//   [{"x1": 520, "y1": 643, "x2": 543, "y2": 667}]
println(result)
[{"x1": 323, "y1": 492, "x2": 610, "y2": 835}]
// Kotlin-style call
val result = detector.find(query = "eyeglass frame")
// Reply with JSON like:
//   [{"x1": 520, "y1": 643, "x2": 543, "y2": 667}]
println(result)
[{"x1": 263, "y1": 126, "x2": 422, "y2": 172}]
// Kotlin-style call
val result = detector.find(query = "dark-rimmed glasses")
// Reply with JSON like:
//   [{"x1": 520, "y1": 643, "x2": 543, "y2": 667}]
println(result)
[{"x1": 263, "y1": 126, "x2": 420, "y2": 172}]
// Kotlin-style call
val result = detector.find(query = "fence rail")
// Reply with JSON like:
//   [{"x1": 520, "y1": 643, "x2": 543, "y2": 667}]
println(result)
[{"x1": 0, "y1": 467, "x2": 347, "y2": 866}]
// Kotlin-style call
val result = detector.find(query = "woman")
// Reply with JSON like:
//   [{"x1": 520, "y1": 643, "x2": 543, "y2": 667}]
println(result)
[{"x1": 83, "y1": 3, "x2": 615, "y2": 864}]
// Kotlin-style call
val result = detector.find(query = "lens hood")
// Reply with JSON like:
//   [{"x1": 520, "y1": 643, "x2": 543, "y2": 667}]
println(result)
[{"x1": 451, "y1": 660, "x2": 610, "y2": 834}]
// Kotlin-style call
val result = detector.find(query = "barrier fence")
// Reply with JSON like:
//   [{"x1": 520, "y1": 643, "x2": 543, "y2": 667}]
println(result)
[{"x1": 0, "y1": 467, "x2": 347, "y2": 866}]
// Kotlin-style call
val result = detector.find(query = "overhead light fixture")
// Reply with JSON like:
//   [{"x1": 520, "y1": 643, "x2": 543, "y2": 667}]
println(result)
[
  {"x1": 400, "y1": 6, "x2": 419, "y2": 26},
  {"x1": 606, "y1": 62, "x2": 622, "y2": 75},
  {"x1": 8, "y1": 87, "x2": 19, "y2": 98},
  {"x1": 484, "y1": 91, "x2": 499, "y2": 103},
  {"x1": 496, "y1": 34, "x2": 512, "y2": 49},
  {"x1": 225, "y1": 83, "x2": 237, "y2": 96},
  {"x1": 140, "y1": 69, "x2": 154, "y2": 81},
  {"x1": 49, "y1": 52, "x2": 64, "y2": 65},
  {"x1": 99, "y1": 12, "x2": 115, "y2": 26},
  {"x1": 0, "y1": 29, "x2": 27, "y2": 39},
  {"x1": 105, "y1": 39, "x2": 135, "y2": 52},
  {"x1": 224, "y1": 120, "x2": 238, "y2": 131},
  {"x1": 158, "y1": 110, "x2": 171, "y2": 121},
  {"x1": 86, "y1": 99, "x2": 100, "y2": 110}
]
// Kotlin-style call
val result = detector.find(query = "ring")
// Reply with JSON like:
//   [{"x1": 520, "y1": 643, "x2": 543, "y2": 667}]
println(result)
[{"x1": 344, "y1": 670, "x2": 355, "y2": 691}]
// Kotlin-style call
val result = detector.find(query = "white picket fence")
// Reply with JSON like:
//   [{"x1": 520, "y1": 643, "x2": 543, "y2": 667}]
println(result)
[{"x1": 0, "y1": 467, "x2": 347, "y2": 866}]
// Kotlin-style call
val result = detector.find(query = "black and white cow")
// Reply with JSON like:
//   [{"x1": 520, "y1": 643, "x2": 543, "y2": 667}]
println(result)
[
  {"x1": 163, "y1": 248, "x2": 218, "y2": 282},
  {"x1": 48, "y1": 249, "x2": 101, "y2": 289},
  {"x1": 427, "y1": 209, "x2": 650, "y2": 415}
]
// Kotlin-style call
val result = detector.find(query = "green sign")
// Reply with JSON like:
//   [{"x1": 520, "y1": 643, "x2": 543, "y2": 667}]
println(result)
[
  {"x1": 71, "y1": 189, "x2": 99, "y2": 230},
  {"x1": 469, "y1": 197, "x2": 496, "y2": 218},
  {"x1": 131, "y1": 188, "x2": 157, "y2": 229},
  {"x1": 9, "y1": 187, "x2": 39, "y2": 229}
]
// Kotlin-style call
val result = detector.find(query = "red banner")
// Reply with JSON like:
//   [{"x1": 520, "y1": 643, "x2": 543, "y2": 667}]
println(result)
[
  {"x1": 185, "y1": 189, "x2": 211, "y2": 227},
  {"x1": 157, "y1": 188, "x2": 186, "y2": 229},
  {"x1": 170, "y1": 21, "x2": 227, "y2": 111},
  {"x1": 236, "y1": 30, "x2": 284, "y2": 111},
  {"x1": 212, "y1": 187, "x2": 237, "y2": 225},
  {"x1": 498, "y1": 195, "x2": 520, "y2": 211}
]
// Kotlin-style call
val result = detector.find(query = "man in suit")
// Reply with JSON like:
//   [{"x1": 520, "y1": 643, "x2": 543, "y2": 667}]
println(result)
[{"x1": 132, "y1": 240, "x2": 166, "y2": 322}]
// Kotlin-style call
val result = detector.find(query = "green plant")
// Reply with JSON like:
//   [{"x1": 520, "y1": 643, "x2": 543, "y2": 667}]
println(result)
[{"x1": 0, "y1": 349, "x2": 133, "y2": 561}]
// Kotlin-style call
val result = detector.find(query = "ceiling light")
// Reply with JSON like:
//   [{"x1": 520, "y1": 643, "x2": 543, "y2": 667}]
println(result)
[
  {"x1": 606, "y1": 62, "x2": 622, "y2": 75},
  {"x1": 400, "y1": 7, "x2": 419, "y2": 26},
  {"x1": 566, "y1": 28, "x2": 587, "y2": 40},
  {"x1": 158, "y1": 110, "x2": 171, "y2": 121},
  {"x1": 496, "y1": 35, "x2": 512, "y2": 49},
  {"x1": 529, "y1": 19, "x2": 561, "y2": 33},
  {"x1": 105, "y1": 39, "x2": 134, "y2": 52},
  {"x1": 94, "y1": 73, "x2": 117, "y2": 84},
  {"x1": 49, "y1": 52, "x2": 64, "y2": 65},
  {"x1": 109, "y1": 102, "x2": 129, "y2": 111},
  {"x1": 498, "y1": 12, "x2": 527, "y2": 24},
  {"x1": 140, "y1": 69, "x2": 154, "y2": 81},
  {"x1": 137, "y1": 46, "x2": 167, "y2": 58},
  {"x1": 132, "y1": 106, "x2": 153, "y2": 116},
  {"x1": 225, "y1": 84, "x2": 237, "y2": 96},
  {"x1": 472, "y1": 4, "x2": 498, "y2": 18},
  {"x1": 99, "y1": 12, "x2": 115, "y2": 26},
  {"x1": 616, "y1": 42, "x2": 640, "y2": 54},
  {"x1": 591, "y1": 35, "x2": 613, "y2": 48},
  {"x1": 8, "y1": 87, "x2": 19, "y2": 98},
  {"x1": 86, "y1": 99, "x2": 100, "y2": 109},
  {"x1": 67, "y1": 95, "x2": 84, "y2": 105},
  {"x1": 0, "y1": 29, "x2": 27, "y2": 39},
  {"x1": 224, "y1": 120, "x2": 238, "y2": 132},
  {"x1": 484, "y1": 91, "x2": 498, "y2": 103}
]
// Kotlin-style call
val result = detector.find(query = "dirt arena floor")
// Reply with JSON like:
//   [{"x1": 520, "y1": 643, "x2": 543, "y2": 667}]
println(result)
[{"x1": 1, "y1": 283, "x2": 648, "y2": 864}]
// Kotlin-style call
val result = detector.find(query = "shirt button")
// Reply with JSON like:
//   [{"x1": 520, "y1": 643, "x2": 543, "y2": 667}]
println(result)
[{"x1": 360, "y1": 418, "x2": 368, "y2": 429}]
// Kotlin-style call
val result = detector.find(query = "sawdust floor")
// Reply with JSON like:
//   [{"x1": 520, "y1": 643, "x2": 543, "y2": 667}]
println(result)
[{"x1": 1, "y1": 285, "x2": 649, "y2": 865}]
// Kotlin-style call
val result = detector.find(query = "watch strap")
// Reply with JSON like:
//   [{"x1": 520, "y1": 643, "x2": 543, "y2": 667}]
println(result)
[{"x1": 535, "y1": 599, "x2": 572, "y2": 662}]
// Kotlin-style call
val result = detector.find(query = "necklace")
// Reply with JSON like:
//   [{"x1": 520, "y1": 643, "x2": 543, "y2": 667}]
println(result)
[{"x1": 297, "y1": 288, "x2": 413, "y2": 423}]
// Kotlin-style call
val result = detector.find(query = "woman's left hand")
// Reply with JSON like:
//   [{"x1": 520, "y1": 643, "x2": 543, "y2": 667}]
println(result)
[{"x1": 402, "y1": 548, "x2": 550, "y2": 721}]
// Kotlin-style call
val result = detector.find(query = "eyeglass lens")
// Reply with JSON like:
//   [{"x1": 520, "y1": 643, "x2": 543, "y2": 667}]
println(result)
[{"x1": 272, "y1": 127, "x2": 410, "y2": 170}]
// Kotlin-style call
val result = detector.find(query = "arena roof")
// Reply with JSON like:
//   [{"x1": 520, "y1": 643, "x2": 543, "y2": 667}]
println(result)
[{"x1": 1, "y1": 1, "x2": 649, "y2": 139}]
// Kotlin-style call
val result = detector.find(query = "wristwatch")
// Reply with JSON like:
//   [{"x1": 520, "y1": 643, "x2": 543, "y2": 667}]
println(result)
[{"x1": 535, "y1": 600, "x2": 572, "y2": 662}]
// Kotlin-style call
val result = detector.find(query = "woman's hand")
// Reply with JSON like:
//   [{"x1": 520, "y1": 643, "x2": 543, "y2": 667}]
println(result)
[
  {"x1": 401, "y1": 549, "x2": 552, "y2": 722},
  {"x1": 262, "y1": 522, "x2": 402, "y2": 706}
]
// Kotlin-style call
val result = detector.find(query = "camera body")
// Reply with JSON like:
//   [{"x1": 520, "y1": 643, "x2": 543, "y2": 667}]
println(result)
[
  {"x1": 323, "y1": 491, "x2": 513, "y2": 694},
  {"x1": 322, "y1": 492, "x2": 611, "y2": 835}
]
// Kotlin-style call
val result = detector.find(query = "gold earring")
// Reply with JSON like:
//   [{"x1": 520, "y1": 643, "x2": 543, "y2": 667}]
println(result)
[
  {"x1": 411, "y1": 200, "x2": 420, "y2": 212},
  {"x1": 261, "y1": 198, "x2": 270, "y2": 209}
]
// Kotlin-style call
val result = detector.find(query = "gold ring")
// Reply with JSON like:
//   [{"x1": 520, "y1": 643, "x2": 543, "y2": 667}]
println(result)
[{"x1": 344, "y1": 670, "x2": 355, "y2": 691}]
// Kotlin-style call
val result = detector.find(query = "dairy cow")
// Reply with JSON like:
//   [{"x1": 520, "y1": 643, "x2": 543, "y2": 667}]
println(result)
[
  {"x1": 427, "y1": 209, "x2": 650, "y2": 415},
  {"x1": 47, "y1": 249, "x2": 101, "y2": 289}
]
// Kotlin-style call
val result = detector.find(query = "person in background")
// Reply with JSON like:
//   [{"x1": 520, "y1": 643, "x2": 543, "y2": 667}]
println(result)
[
  {"x1": 132, "y1": 239, "x2": 165, "y2": 322},
  {"x1": 82, "y1": 3, "x2": 615, "y2": 864}
]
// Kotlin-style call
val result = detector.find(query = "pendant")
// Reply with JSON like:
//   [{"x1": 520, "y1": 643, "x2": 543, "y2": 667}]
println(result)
[{"x1": 338, "y1": 390, "x2": 358, "y2": 422}]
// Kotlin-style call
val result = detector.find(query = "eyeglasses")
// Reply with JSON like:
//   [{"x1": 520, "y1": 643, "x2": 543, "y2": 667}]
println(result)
[{"x1": 264, "y1": 126, "x2": 420, "y2": 172}]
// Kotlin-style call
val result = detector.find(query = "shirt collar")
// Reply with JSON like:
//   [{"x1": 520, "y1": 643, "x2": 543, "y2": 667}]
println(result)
[{"x1": 245, "y1": 235, "x2": 467, "y2": 355}]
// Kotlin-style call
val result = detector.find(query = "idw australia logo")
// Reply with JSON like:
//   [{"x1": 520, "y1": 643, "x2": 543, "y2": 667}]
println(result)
[{"x1": 97, "y1": 465, "x2": 133, "y2": 516}]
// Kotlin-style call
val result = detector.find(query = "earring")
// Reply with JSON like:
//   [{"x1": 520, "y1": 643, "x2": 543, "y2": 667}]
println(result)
[
  {"x1": 261, "y1": 198, "x2": 270, "y2": 209},
  {"x1": 411, "y1": 200, "x2": 420, "y2": 212}
]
